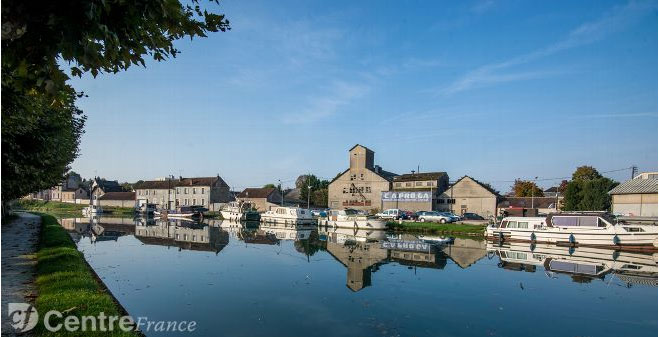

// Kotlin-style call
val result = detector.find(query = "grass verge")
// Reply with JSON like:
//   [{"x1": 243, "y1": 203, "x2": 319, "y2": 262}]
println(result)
[
  {"x1": 34, "y1": 213, "x2": 137, "y2": 336},
  {"x1": 386, "y1": 221, "x2": 486, "y2": 237},
  {"x1": 16, "y1": 200, "x2": 134, "y2": 218}
]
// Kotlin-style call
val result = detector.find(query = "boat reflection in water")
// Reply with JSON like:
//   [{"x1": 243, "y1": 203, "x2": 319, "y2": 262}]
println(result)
[
  {"x1": 60, "y1": 216, "x2": 136, "y2": 243},
  {"x1": 488, "y1": 242, "x2": 658, "y2": 286}
]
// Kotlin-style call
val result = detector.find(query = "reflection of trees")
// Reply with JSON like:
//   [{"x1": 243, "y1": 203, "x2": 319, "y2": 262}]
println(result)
[{"x1": 294, "y1": 231, "x2": 326, "y2": 257}]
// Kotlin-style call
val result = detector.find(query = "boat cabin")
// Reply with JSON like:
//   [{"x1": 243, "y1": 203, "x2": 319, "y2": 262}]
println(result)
[{"x1": 499, "y1": 213, "x2": 616, "y2": 229}]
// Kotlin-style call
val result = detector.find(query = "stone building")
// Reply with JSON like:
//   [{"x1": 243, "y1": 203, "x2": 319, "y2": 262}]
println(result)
[
  {"x1": 91, "y1": 178, "x2": 122, "y2": 200},
  {"x1": 236, "y1": 187, "x2": 283, "y2": 212},
  {"x1": 609, "y1": 172, "x2": 658, "y2": 217},
  {"x1": 98, "y1": 192, "x2": 136, "y2": 208},
  {"x1": 328, "y1": 144, "x2": 397, "y2": 212},
  {"x1": 134, "y1": 176, "x2": 232, "y2": 211},
  {"x1": 438, "y1": 176, "x2": 499, "y2": 218},
  {"x1": 382, "y1": 172, "x2": 449, "y2": 212},
  {"x1": 325, "y1": 238, "x2": 388, "y2": 292}
]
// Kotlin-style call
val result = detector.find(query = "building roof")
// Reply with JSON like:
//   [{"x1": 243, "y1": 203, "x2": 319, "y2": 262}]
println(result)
[
  {"x1": 450, "y1": 176, "x2": 500, "y2": 197},
  {"x1": 608, "y1": 177, "x2": 658, "y2": 195},
  {"x1": 544, "y1": 187, "x2": 559, "y2": 193},
  {"x1": 94, "y1": 179, "x2": 122, "y2": 192},
  {"x1": 99, "y1": 192, "x2": 136, "y2": 201},
  {"x1": 135, "y1": 177, "x2": 220, "y2": 189},
  {"x1": 497, "y1": 197, "x2": 558, "y2": 209},
  {"x1": 238, "y1": 187, "x2": 277, "y2": 199},
  {"x1": 349, "y1": 144, "x2": 374, "y2": 153},
  {"x1": 394, "y1": 172, "x2": 447, "y2": 182}
]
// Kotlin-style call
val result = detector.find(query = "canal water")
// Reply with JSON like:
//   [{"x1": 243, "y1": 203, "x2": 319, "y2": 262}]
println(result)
[{"x1": 60, "y1": 217, "x2": 657, "y2": 337}]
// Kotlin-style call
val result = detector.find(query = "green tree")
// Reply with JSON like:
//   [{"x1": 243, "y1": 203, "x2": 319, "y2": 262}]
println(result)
[
  {"x1": 572, "y1": 166, "x2": 602, "y2": 181},
  {"x1": 563, "y1": 177, "x2": 618, "y2": 211},
  {"x1": 312, "y1": 188, "x2": 328, "y2": 207},
  {"x1": 511, "y1": 179, "x2": 544, "y2": 197},
  {"x1": 562, "y1": 180, "x2": 582, "y2": 211},
  {"x1": 263, "y1": 184, "x2": 276, "y2": 189},
  {"x1": 2, "y1": 86, "x2": 85, "y2": 203}
]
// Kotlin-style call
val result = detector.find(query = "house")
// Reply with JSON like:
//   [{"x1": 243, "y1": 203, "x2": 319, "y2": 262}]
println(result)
[
  {"x1": 438, "y1": 176, "x2": 499, "y2": 218},
  {"x1": 236, "y1": 187, "x2": 283, "y2": 212},
  {"x1": 98, "y1": 192, "x2": 136, "y2": 208},
  {"x1": 91, "y1": 178, "x2": 123, "y2": 200},
  {"x1": 328, "y1": 144, "x2": 397, "y2": 212},
  {"x1": 608, "y1": 172, "x2": 658, "y2": 217},
  {"x1": 543, "y1": 186, "x2": 562, "y2": 198},
  {"x1": 134, "y1": 176, "x2": 233, "y2": 211},
  {"x1": 48, "y1": 173, "x2": 89, "y2": 203},
  {"x1": 382, "y1": 172, "x2": 450, "y2": 212},
  {"x1": 497, "y1": 197, "x2": 561, "y2": 216}
]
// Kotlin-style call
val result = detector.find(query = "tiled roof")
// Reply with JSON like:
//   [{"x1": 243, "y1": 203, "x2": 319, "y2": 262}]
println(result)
[
  {"x1": 608, "y1": 178, "x2": 658, "y2": 195},
  {"x1": 135, "y1": 177, "x2": 219, "y2": 189},
  {"x1": 394, "y1": 172, "x2": 447, "y2": 182},
  {"x1": 238, "y1": 188, "x2": 277, "y2": 198},
  {"x1": 100, "y1": 192, "x2": 136, "y2": 201}
]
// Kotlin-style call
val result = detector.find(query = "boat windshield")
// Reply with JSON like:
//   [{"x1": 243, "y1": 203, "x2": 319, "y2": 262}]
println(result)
[
  {"x1": 552, "y1": 215, "x2": 604, "y2": 227},
  {"x1": 344, "y1": 209, "x2": 360, "y2": 215}
]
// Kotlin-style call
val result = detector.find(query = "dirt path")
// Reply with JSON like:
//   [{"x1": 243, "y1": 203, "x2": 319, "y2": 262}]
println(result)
[{"x1": 1, "y1": 212, "x2": 41, "y2": 336}]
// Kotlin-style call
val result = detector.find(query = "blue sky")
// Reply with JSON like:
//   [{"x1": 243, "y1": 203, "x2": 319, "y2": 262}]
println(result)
[{"x1": 68, "y1": 0, "x2": 657, "y2": 192}]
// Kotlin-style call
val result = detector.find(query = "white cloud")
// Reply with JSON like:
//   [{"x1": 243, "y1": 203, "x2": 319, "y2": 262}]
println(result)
[
  {"x1": 437, "y1": 1, "x2": 652, "y2": 96},
  {"x1": 281, "y1": 81, "x2": 371, "y2": 124}
]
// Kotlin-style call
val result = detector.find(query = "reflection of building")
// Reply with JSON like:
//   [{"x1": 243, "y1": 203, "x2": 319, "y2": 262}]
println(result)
[
  {"x1": 382, "y1": 172, "x2": 450, "y2": 212},
  {"x1": 134, "y1": 220, "x2": 229, "y2": 253},
  {"x1": 438, "y1": 176, "x2": 499, "y2": 218},
  {"x1": 328, "y1": 144, "x2": 397, "y2": 212},
  {"x1": 441, "y1": 238, "x2": 486, "y2": 268},
  {"x1": 134, "y1": 176, "x2": 232, "y2": 211},
  {"x1": 609, "y1": 172, "x2": 658, "y2": 217},
  {"x1": 389, "y1": 249, "x2": 447, "y2": 269},
  {"x1": 326, "y1": 236, "x2": 388, "y2": 292}
]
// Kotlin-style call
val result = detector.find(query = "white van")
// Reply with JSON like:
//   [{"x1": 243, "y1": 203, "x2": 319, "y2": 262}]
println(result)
[{"x1": 376, "y1": 209, "x2": 405, "y2": 220}]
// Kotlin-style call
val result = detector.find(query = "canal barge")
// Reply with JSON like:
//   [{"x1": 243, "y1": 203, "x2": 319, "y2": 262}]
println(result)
[
  {"x1": 487, "y1": 212, "x2": 658, "y2": 251},
  {"x1": 220, "y1": 201, "x2": 260, "y2": 222},
  {"x1": 260, "y1": 206, "x2": 315, "y2": 225},
  {"x1": 155, "y1": 206, "x2": 206, "y2": 219},
  {"x1": 318, "y1": 209, "x2": 387, "y2": 230}
]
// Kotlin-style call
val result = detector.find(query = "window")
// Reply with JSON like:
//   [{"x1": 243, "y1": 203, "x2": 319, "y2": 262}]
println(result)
[
  {"x1": 185, "y1": 199, "x2": 189, "y2": 205},
  {"x1": 192, "y1": 188, "x2": 196, "y2": 194},
  {"x1": 184, "y1": 188, "x2": 188, "y2": 194},
  {"x1": 365, "y1": 187, "x2": 371, "y2": 193},
  {"x1": 192, "y1": 199, "x2": 196, "y2": 205},
  {"x1": 507, "y1": 221, "x2": 518, "y2": 228},
  {"x1": 395, "y1": 183, "x2": 402, "y2": 187},
  {"x1": 426, "y1": 182, "x2": 432, "y2": 186},
  {"x1": 438, "y1": 199, "x2": 445, "y2": 204},
  {"x1": 415, "y1": 182, "x2": 422, "y2": 186},
  {"x1": 146, "y1": 190, "x2": 149, "y2": 195},
  {"x1": 152, "y1": 190, "x2": 156, "y2": 195},
  {"x1": 517, "y1": 222, "x2": 529, "y2": 229},
  {"x1": 406, "y1": 182, "x2": 412, "y2": 187},
  {"x1": 201, "y1": 188, "x2": 205, "y2": 194},
  {"x1": 201, "y1": 199, "x2": 205, "y2": 205},
  {"x1": 192, "y1": 235, "x2": 196, "y2": 242}
]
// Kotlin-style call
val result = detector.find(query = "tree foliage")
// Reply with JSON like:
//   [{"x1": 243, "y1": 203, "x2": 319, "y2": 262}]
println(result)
[
  {"x1": 562, "y1": 166, "x2": 618, "y2": 211},
  {"x1": 263, "y1": 184, "x2": 276, "y2": 189},
  {"x1": 296, "y1": 174, "x2": 329, "y2": 207},
  {"x1": 572, "y1": 166, "x2": 602, "y2": 181},
  {"x1": 2, "y1": 0, "x2": 230, "y2": 96},
  {"x1": 2, "y1": 86, "x2": 86, "y2": 201},
  {"x1": 511, "y1": 179, "x2": 544, "y2": 197}
]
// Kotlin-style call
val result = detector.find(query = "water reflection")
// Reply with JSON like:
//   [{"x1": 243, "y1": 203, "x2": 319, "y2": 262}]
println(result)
[
  {"x1": 488, "y1": 242, "x2": 658, "y2": 286},
  {"x1": 58, "y1": 216, "x2": 657, "y2": 336}
]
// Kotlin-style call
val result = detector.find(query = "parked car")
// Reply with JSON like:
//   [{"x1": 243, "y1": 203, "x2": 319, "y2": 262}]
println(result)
[
  {"x1": 376, "y1": 209, "x2": 406, "y2": 220},
  {"x1": 311, "y1": 210, "x2": 327, "y2": 217},
  {"x1": 417, "y1": 211, "x2": 454, "y2": 223},
  {"x1": 439, "y1": 212, "x2": 462, "y2": 222},
  {"x1": 462, "y1": 212, "x2": 485, "y2": 220},
  {"x1": 404, "y1": 211, "x2": 418, "y2": 220}
]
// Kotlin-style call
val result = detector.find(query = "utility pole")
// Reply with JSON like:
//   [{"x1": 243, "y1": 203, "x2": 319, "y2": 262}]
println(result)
[
  {"x1": 307, "y1": 185, "x2": 311, "y2": 209},
  {"x1": 278, "y1": 179, "x2": 283, "y2": 206},
  {"x1": 631, "y1": 166, "x2": 638, "y2": 179},
  {"x1": 531, "y1": 176, "x2": 538, "y2": 210}
]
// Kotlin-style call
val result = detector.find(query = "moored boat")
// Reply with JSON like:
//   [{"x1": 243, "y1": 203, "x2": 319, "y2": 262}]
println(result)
[
  {"x1": 82, "y1": 199, "x2": 103, "y2": 216},
  {"x1": 155, "y1": 205, "x2": 205, "y2": 219},
  {"x1": 487, "y1": 212, "x2": 658, "y2": 252},
  {"x1": 220, "y1": 201, "x2": 260, "y2": 222},
  {"x1": 318, "y1": 209, "x2": 387, "y2": 230},
  {"x1": 260, "y1": 206, "x2": 315, "y2": 225}
]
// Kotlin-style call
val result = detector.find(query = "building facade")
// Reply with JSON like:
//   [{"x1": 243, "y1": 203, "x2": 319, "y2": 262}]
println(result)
[
  {"x1": 98, "y1": 192, "x2": 136, "y2": 208},
  {"x1": 438, "y1": 176, "x2": 499, "y2": 218},
  {"x1": 382, "y1": 172, "x2": 449, "y2": 212},
  {"x1": 609, "y1": 172, "x2": 658, "y2": 217},
  {"x1": 134, "y1": 176, "x2": 232, "y2": 210},
  {"x1": 328, "y1": 144, "x2": 397, "y2": 212},
  {"x1": 497, "y1": 197, "x2": 562, "y2": 216},
  {"x1": 236, "y1": 188, "x2": 283, "y2": 212}
]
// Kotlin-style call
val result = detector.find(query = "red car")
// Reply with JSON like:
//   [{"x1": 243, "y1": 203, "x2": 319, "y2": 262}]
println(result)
[{"x1": 404, "y1": 211, "x2": 418, "y2": 220}]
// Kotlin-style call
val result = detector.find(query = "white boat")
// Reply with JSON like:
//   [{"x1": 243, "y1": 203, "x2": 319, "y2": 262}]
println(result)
[
  {"x1": 136, "y1": 203, "x2": 156, "y2": 216},
  {"x1": 220, "y1": 201, "x2": 260, "y2": 222},
  {"x1": 154, "y1": 206, "x2": 204, "y2": 219},
  {"x1": 259, "y1": 223, "x2": 314, "y2": 241},
  {"x1": 488, "y1": 241, "x2": 657, "y2": 283},
  {"x1": 486, "y1": 213, "x2": 658, "y2": 251},
  {"x1": 319, "y1": 226, "x2": 387, "y2": 244},
  {"x1": 318, "y1": 209, "x2": 387, "y2": 230},
  {"x1": 260, "y1": 206, "x2": 315, "y2": 225},
  {"x1": 82, "y1": 199, "x2": 103, "y2": 216}
]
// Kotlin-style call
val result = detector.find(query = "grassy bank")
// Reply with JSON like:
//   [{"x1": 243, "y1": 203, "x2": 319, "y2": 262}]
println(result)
[
  {"x1": 16, "y1": 200, "x2": 134, "y2": 218},
  {"x1": 34, "y1": 213, "x2": 137, "y2": 335},
  {"x1": 387, "y1": 221, "x2": 486, "y2": 237}
]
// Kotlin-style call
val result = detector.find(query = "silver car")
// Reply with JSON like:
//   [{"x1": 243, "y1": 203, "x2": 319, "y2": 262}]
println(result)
[{"x1": 417, "y1": 211, "x2": 454, "y2": 223}]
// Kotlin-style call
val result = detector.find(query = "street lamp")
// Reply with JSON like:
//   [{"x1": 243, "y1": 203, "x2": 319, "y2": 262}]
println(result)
[
  {"x1": 531, "y1": 176, "x2": 538, "y2": 209},
  {"x1": 307, "y1": 185, "x2": 311, "y2": 209}
]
